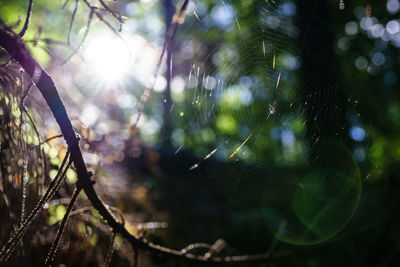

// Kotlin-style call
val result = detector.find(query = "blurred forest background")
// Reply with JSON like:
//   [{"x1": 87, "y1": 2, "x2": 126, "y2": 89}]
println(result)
[{"x1": 0, "y1": 0, "x2": 400, "y2": 266}]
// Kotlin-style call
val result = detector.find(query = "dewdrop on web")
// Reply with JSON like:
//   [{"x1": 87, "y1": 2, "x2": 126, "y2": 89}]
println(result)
[
  {"x1": 189, "y1": 148, "x2": 218, "y2": 171},
  {"x1": 229, "y1": 134, "x2": 252, "y2": 159},
  {"x1": 276, "y1": 72, "x2": 281, "y2": 88},
  {"x1": 339, "y1": 0, "x2": 345, "y2": 10},
  {"x1": 273, "y1": 54, "x2": 276, "y2": 69}
]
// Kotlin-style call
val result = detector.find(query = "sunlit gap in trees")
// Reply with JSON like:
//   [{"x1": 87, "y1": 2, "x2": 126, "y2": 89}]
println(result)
[
  {"x1": 85, "y1": 35, "x2": 131, "y2": 83},
  {"x1": 83, "y1": 31, "x2": 159, "y2": 87}
]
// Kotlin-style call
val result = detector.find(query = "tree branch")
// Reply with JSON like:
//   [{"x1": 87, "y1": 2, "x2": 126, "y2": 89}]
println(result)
[
  {"x1": 19, "y1": 0, "x2": 34, "y2": 37},
  {"x1": 97, "y1": 0, "x2": 123, "y2": 24},
  {"x1": 0, "y1": 20, "x2": 286, "y2": 265},
  {"x1": 67, "y1": 0, "x2": 79, "y2": 46}
]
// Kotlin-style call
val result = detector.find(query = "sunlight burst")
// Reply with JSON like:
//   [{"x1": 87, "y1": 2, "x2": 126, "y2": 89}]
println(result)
[{"x1": 85, "y1": 35, "x2": 132, "y2": 82}]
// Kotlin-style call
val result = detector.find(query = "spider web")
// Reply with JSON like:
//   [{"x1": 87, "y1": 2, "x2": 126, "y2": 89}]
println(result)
[{"x1": 152, "y1": 0, "x2": 362, "y2": 248}]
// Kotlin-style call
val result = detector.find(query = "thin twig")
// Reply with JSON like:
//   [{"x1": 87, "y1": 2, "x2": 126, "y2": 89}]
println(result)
[
  {"x1": 81, "y1": 0, "x2": 124, "y2": 34},
  {"x1": 181, "y1": 243, "x2": 212, "y2": 255},
  {"x1": 21, "y1": 106, "x2": 41, "y2": 146},
  {"x1": 1, "y1": 157, "x2": 72, "y2": 263},
  {"x1": 204, "y1": 239, "x2": 227, "y2": 260},
  {"x1": 69, "y1": 206, "x2": 92, "y2": 216},
  {"x1": 20, "y1": 161, "x2": 28, "y2": 224},
  {"x1": 93, "y1": 11, "x2": 131, "y2": 57},
  {"x1": 98, "y1": 0, "x2": 123, "y2": 23},
  {"x1": 94, "y1": 11, "x2": 122, "y2": 39},
  {"x1": 32, "y1": 26, "x2": 42, "y2": 46},
  {"x1": 104, "y1": 231, "x2": 115, "y2": 267},
  {"x1": 0, "y1": 56, "x2": 13, "y2": 67},
  {"x1": 19, "y1": 0, "x2": 34, "y2": 37},
  {"x1": 66, "y1": 0, "x2": 128, "y2": 61},
  {"x1": 26, "y1": 38, "x2": 68, "y2": 46},
  {"x1": 67, "y1": 0, "x2": 79, "y2": 46},
  {"x1": 6, "y1": 17, "x2": 22, "y2": 29},
  {"x1": 62, "y1": 9, "x2": 94, "y2": 65},
  {"x1": 21, "y1": 82, "x2": 33, "y2": 103},
  {"x1": 18, "y1": 161, "x2": 27, "y2": 258},
  {"x1": 45, "y1": 187, "x2": 81, "y2": 266},
  {"x1": 20, "y1": 88, "x2": 43, "y2": 161},
  {"x1": 0, "y1": 152, "x2": 72, "y2": 263},
  {"x1": 38, "y1": 134, "x2": 64, "y2": 146},
  {"x1": 62, "y1": 0, "x2": 70, "y2": 10}
]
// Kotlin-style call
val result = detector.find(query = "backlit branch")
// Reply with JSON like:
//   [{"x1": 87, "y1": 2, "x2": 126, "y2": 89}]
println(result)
[
  {"x1": 62, "y1": 0, "x2": 125, "y2": 63},
  {"x1": 67, "y1": 0, "x2": 79, "y2": 46},
  {"x1": 45, "y1": 187, "x2": 81, "y2": 266},
  {"x1": 0, "y1": 0, "x2": 289, "y2": 263},
  {"x1": 98, "y1": 0, "x2": 123, "y2": 24},
  {"x1": 18, "y1": 0, "x2": 34, "y2": 37},
  {"x1": 62, "y1": 9, "x2": 94, "y2": 65},
  {"x1": 0, "y1": 151, "x2": 72, "y2": 263}
]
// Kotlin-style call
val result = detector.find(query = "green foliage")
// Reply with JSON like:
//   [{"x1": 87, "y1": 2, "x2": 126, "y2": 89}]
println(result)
[{"x1": 1, "y1": 0, "x2": 400, "y2": 266}]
